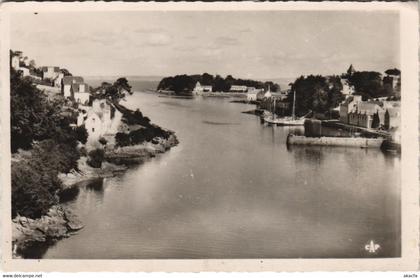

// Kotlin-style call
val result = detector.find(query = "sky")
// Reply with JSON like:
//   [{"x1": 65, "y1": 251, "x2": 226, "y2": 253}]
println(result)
[{"x1": 11, "y1": 10, "x2": 400, "y2": 79}]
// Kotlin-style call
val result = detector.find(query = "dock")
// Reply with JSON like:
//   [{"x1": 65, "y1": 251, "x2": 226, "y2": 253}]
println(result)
[{"x1": 286, "y1": 134, "x2": 384, "y2": 148}]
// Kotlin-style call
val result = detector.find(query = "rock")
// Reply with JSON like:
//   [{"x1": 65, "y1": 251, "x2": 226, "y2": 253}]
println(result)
[
  {"x1": 64, "y1": 209, "x2": 84, "y2": 231},
  {"x1": 12, "y1": 204, "x2": 83, "y2": 258}
]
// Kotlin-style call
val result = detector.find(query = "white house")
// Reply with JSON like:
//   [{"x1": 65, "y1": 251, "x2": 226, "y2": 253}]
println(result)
[
  {"x1": 193, "y1": 82, "x2": 212, "y2": 95},
  {"x1": 78, "y1": 99, "x2": 123, "y2": 145},
  {"x1": 339, "y1": 95, "x2": 362, "y2": 124},
  {"x1": 54, "y1": 72, "x2": 64, "y2": 88},
  {"x1": 62, "y1": 76, "x2": 84, "y2": 98},
  {"x1": 230, "y1": 85, "x2": 248, "y2": 92},
  {"x1": 72, "y1": 83, "x2": 90, "y2": 104},
  {"x1": 11, "y1": 55, "x2": 20, "y2": 70},
  {"x1": 246, "y1": 87, "x2": 263, "y2": 101},
  {"x1": 42, "y1": 66, "x2": 60, "y2": 80},
  {"x1": 20, "y1": 67, "x2": 30, "y2": 77}
]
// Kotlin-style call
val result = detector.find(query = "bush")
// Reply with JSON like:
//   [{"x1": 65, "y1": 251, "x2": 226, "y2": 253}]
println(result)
[
  {"x1": 31, "y1": 139, "x2": 80, "y2": 174},
  {"x1": 75, "y1": 125, "x2": 88, "y2": 144},
  {"x1": 98, "y1": 137, "x2": 107, "y2": 146},
  {"x1": 87, "y1": 149, "x2": 105, "y2": 168},
  {"x1": 12, "y1": 159, "x2": 62, "y2": 219},
  {"x1": 115, "y1": 132, "x2": 130, "y2": 147}
]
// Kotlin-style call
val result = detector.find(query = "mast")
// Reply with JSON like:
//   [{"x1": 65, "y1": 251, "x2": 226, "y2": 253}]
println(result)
[
  {"x1": 292, "y1": 89, "x2": 296, "y2": 120},
  {"x1": 273, "y1": 98, "x2": 276, "y2": 120}
]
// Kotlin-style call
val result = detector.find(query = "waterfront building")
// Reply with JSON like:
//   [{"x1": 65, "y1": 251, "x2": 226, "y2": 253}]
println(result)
[
  {"x1": 339, "y1": 95, "x2": 362, "y2": 124},
  {"x1": 41, "y1": 66, "x2": 60, "y2": 80},
  {"x1": 348, "y1": 102, "x2": 385, "y2": 129},
  {"x1": 246, "y1": 87, "x2": 264, "y2": 101},
  {"x1": 230, "y1": 85, "x2": 248, "y2": 92},
  {"x1": 338, "y1": 96, "x2": 401, "y2": 130},
  {"x1": 77, "y1": 99, "x2": 123, "y2": 145},
  {"x1": 193, "y1": 82, "x2": 212, "y2": 95},
  {"x1": 62, "y1": 76, "x2": 84, "y2": 98},
  {"x1": 264, "y1": 89, "x2": 272, "y2": 99}
]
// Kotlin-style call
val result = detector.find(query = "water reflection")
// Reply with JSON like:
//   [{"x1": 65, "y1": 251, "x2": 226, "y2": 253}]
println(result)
[
  {"x1": 86, "y1": 178, "x2": 104, "y2": 192},
  {"x1": 58, "y1": 186, "x2": 80, "y2": 203}
]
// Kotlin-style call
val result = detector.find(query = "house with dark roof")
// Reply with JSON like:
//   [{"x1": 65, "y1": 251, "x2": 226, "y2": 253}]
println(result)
[
  {"x1": 339, "y1": 95, "x2": 362, "y2": 124},
  {"x1": 72, "y1": 82, "x2": 90, "y2": 104},
  {"x1": 62, "y1": 76, "x2": 84, "y2": 98},
  {"x1": 42, "y1": 66, "x2": 60, "y2": 80}
]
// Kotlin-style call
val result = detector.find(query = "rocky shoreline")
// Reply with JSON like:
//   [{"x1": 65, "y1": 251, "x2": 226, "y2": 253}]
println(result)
[{"x1": 12, "y1": 133, "x2": 179, "y2": 258}]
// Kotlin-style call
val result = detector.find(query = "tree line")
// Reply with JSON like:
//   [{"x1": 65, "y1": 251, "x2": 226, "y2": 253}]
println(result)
[
  {"x1": 11, "y1": 68, "x2": 88, "y2": 218},
  {"x1": 157, "y1": 73, "x2": 281, "y2": 94}
]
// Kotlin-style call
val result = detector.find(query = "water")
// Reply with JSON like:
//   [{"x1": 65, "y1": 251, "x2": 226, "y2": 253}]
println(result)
[{"x1": 42, "y1": 92, "x2": 401, "y2": 259}]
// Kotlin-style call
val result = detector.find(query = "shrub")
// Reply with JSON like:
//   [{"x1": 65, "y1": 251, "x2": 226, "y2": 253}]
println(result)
[
  {"x1": 87, "y1": 149, "x2": 105, "y2": 168},
  {"x1": 98, "y1": 137, "x2": 107, "y2": 146},
  {"x1": 12, "y1": 160, "x2": 62, "y2": 219},
  {"x1": 75, "y1": 125, "x2": 88, "y2": 144},
  {"x1": 31, "y1": 139, "x2": 80, "y2": 174},
  {"x1": 115, "y1": 132, "x2": 130, "y2": 147}
]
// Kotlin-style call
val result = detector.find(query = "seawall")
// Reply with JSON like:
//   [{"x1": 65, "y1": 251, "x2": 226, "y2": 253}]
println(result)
[{"x1": 287, "y1": 134, "x2": 384, "y2": 148}]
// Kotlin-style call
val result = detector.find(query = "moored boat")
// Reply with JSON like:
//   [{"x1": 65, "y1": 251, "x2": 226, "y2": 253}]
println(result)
[
  {"x1": 265, "y1": 116, "x2": 305, "y2": 126},
  {"x1": 263, "y1": 88, "x2": 305, "y2": 126}
]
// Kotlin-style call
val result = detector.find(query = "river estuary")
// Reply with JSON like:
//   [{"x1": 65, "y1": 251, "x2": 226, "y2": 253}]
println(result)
[{"x1": 42, "y1": 92, "x2": 400, "y2": 259}]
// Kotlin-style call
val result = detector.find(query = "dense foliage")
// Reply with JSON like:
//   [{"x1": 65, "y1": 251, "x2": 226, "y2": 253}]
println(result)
[
  {"x1": 92, "y1": 77, "x2": 133, "y2": 103},
  {"x1": 157, "y1": 73, "x2": 280, "y2": 94},
  {"x1": 115, "y1": 125, "x2": 170, "y2": 147},
  {"x1": 12, "y1": 140, "x2": 80, "y2": 218},
  {"x1": 87, "y1": 149, "x2": 105, "y2": 168},
  {"x1": 11, "y1": 69, "x2": 86, "y2": 218},
  {"x1": 114, "y1": 104, "x2": 151, "y2": 127},
  {"x1": 346, "y1": 69, "x2": 400, "y2": 100},
  {"x1": 289, "y1": 75, "x2": 344, "y2": 117}
]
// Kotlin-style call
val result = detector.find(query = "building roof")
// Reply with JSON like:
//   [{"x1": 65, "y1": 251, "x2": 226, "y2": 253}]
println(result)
[
  {"x1": 71, "y1": 83, "x2": 89, "y2": 93},
  {"x1": 42, "y1": 66, "x2": 60, "y2": 72},
  {"x1": 63, "y1": 76, "x2": 84, "y2": 85},
  {"x1": 13, "y1": 51, "x2": 23, "y2": 57},
  {"x1": 357, "y1": 102, "x2": 384, "y2": 115}
]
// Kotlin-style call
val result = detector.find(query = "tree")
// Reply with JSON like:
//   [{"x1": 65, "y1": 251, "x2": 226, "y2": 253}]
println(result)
[
  {"x1": 10, "y1": 70, "x2": 63, "y2": 151},
  {"x1": 60, "y1": 68, "x2": 72, "y2": 76},
  {"x1": 87, "y1": 149, "x2": 105, "y2": 168},
  {"x1": 385, "y1": 68, "x2": 401, "y2": 76},
  {"x1": 99, "y1": 137, "x2": 108, "y2": 146},
  {"x1": 289, "y1": 75, "x2": 344, "y2": 118},
  {"x1": 115, "y1": 132, "x2": 131, "y2": 147},
  {"x1": 347, "y1": 71, "x2": 383, "y2": 100},
  {"x1": 93, "y1": 78, "x2": 133, "y2": 103}
]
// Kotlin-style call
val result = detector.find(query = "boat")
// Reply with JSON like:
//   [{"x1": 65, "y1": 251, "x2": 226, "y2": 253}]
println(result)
[{"x1": 263, "y1": 87, "x2": 305, "y2": 126}]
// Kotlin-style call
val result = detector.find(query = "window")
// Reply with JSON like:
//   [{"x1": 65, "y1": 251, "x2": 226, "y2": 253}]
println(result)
[{"x1": 92, "y1": 128, "x2": 95, "y2": 132}]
